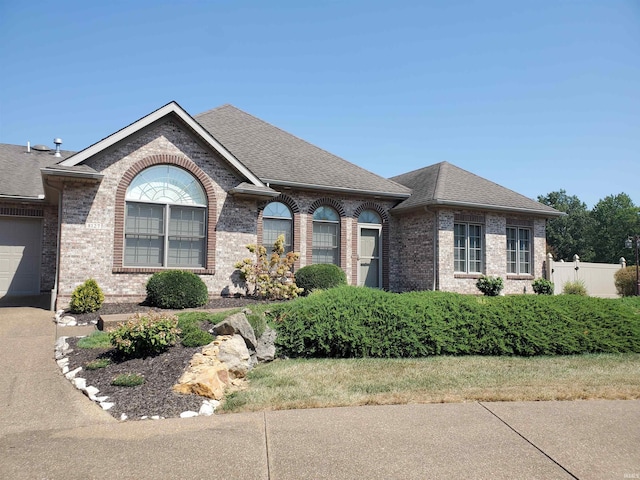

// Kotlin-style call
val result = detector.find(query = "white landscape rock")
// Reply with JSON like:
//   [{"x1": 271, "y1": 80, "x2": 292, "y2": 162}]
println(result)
[
  {"x1": 180, "y1": 411, "x2": 199, "y2": 418},
  {"x1": 199, "y1": 401, "x2": 216, "y2": 416},
  {"x1": 83, "y1": 386, "x2": 100, "y2": 400},
  {"x1": 72, "y1": 377, "x2": 87, "y2": 390},
  {"x1": 65, "y1": 367, "x2": 82, "y2": 380},
  {"x1": 100, "y1": 402, "x2": 114, "y2": 410}
]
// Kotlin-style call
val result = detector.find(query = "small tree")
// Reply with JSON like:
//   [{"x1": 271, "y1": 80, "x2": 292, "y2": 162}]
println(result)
[{"x1": 235, "y1": 234, "x2": 303, "y2": 300}]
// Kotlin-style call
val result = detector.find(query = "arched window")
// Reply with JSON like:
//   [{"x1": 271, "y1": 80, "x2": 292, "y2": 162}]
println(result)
[
  {"x1": 125, "y1": 165, "x2": 206, "y2": 268},
  {"x1": 312, "y1": 205, "x2": 340, "y2": 265},
  {"x1": 263, "y1": 201, "x2": 292, "y2": 252},
  {"x1": 358, "y1": 210, "x2": 381, "y2": 225}
]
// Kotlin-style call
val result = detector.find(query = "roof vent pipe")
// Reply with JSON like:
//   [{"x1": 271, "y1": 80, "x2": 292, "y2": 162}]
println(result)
[
  {"x1": 27, "y1": 141, "x2": 31, "y2": 153},
  {"x1": 53, "y1": 138, "x2": 62, "y2": 157}
]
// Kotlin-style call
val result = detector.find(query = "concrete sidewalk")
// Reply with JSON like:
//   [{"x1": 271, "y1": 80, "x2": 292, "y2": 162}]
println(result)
[{"x1": 1, "y1": 307, "x2": 639, "y2": 479}]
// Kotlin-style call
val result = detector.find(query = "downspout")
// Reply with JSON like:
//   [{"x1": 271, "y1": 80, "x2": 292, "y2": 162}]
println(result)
[{"x1": 45, "y1": 179, "x2": 63, "y2": 312}]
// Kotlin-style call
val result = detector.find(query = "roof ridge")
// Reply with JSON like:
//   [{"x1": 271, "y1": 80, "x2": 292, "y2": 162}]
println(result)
[
  {"x1": 432, "y1": 162, "x2": 447, "y2": 200},
  {"x1": 200, "y1": 105, "x2": 408, "y2": 190}
]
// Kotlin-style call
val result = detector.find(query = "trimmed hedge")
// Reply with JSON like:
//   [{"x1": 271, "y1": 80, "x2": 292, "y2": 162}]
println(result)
[
  {"x1": 145, "y1": 270, "x2": 208, "y2": 309},
  {"x1": 294, "y1": 264, "x2": 347, "y2": 294},
  {"x1": 270, "y1": 286, "x2": 640, "y2": 358}
]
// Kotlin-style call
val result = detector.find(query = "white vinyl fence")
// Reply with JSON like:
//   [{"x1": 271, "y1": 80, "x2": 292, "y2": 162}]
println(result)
[{"x1": 544, "y1": 253, "x2": 625, "y2": 298}]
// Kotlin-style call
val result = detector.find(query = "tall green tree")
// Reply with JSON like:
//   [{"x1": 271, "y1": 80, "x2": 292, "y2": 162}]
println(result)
[
  {"x1": 538, "y1": 190, "x2": 595, "y2": 262},
  {"x1": 590, "y1": 193, "x2": 639, "y2": 264}
]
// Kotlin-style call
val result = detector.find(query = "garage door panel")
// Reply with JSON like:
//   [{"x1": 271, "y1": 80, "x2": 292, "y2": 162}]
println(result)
[{"x1": 0, "y1": 218, "x2": 42, "y2": 296}]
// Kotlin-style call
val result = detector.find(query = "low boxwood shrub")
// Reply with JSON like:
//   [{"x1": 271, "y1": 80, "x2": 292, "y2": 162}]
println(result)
[
  {"x1": 476, "y1": 276, "x2": 504, "y2": 296},
  {"x1": 269, "y1": 286, "x2": 640, "y2": 358},
  {"x1": 532, "y1": 278, "x2": 554, "y2": 295},
  {"x1": 615, "y1": 266, "x2": 638, "y2": 297},
  {"x1": 146, "y1": 270, "x2": 208, "y2": 309},
  {"x1": 563, "y1": 280, "x2": 587, "y2": 296},
  {"x1": 109, "y1": 312, "x2": 181, "y2": 358},
  {"x1": 294, "y1": 264, "x2": 347, "y2": 294},
  {"x1": 69, "y1": 278, "x2": 104, "y2": 314}
]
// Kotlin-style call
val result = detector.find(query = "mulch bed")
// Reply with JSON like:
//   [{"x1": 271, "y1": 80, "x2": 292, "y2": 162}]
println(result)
[{"x1": 63, "y1": 297, "x2": 267, "y2": 420}]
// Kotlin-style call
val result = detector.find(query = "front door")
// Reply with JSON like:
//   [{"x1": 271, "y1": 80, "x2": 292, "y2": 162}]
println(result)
[{"x1": 358, "y1": 226, "x2": 381, "y2": 288}]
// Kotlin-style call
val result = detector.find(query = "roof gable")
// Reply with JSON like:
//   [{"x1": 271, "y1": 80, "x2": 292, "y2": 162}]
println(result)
[
  {"x1": 195, "y1": 105, "x2": 411, "y2": 198},
  {"x1": 59, "y1": 101, "x2": 266, "y2": 188},
  {"x1": 391, "y1": 162, "x2": 562, "y2": 217}
]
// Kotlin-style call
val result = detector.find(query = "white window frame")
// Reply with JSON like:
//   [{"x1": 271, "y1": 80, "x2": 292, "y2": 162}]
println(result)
[
  {"x1": 507, "y1": 227, "x2": 531, "y2": 275},
  {"x1": 454, "y1": 223, "x2": 483, "y2": 273}
]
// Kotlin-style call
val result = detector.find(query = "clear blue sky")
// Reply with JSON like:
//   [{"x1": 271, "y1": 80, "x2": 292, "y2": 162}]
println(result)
[{"x1": 1, "y1": 0, "x2": 638, "y2": 208}]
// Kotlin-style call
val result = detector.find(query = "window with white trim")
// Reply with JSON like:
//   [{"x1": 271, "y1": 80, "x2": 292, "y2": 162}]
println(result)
[
  {"x1": 454, "y1": 223, "x2": 483, "y2": 273},
  {"x1": 506, "y1": 227, "x2": 531, "y2": 275},
  {"x1": 312, "y1": 206, "x2": 340, "y2": 265},
  {"x1": 263, "y1": 201, "x2": 292, "y2": 253},
  {"x1": 125, "y1": 165, "x2": 206, "y2": 268}
]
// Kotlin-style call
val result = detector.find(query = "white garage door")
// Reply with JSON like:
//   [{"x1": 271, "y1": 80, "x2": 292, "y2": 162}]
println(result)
[{"x1": 0, "y1": 217, "x2": 42, "y2": 296}]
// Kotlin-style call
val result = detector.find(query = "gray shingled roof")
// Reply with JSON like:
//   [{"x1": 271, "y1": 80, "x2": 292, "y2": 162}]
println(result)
[
  {"x1": 195, "y1": 105, "x2": 411, "y2": 198},
  {"x1": 0, "y1": 143, "x2": 75, "y2": 198},
  {"x1": 391, "y1": 162, "x2": 562, "y2": 216}
]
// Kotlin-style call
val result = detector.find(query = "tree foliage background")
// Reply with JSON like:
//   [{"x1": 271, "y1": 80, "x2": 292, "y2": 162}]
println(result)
[{"x1": 539, "y1": 190, "x2": 639, "y2": 265}]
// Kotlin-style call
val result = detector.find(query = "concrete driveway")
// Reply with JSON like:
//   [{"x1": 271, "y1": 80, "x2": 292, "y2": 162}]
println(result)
[{"x1": 1, "y1": 306, "x2": 639, "y2": 479}]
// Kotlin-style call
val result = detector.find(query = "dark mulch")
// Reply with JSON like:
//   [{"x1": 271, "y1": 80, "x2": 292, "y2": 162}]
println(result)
[{"x1": 64, "y1": 297, "x2": 269, "y2": 420}]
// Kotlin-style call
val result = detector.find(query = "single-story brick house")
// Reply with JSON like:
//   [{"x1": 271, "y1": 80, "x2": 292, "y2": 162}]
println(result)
[{"x1": 0, "y1": 101, "x2": 561, "y2": 308}]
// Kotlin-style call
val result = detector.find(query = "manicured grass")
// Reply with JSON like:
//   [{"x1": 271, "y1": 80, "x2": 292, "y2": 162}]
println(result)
[
  {"x1": 77, "y1": 331, "x2": 111, "y2": 349},
  {"x1": 221, "y1": 354, "x2": 640, "y2": 413}
]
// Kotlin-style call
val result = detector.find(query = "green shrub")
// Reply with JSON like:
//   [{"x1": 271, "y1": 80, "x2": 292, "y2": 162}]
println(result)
[
  {"x1": 111, "y1": 373, "x2": 145, "y2": 387},
  {"x1": 476, "y1": 276, "x2": 504, "y2": 296},
  {"x1": 294, "y1": 264, "x2": 347, "y2": 294},
  {"x1": 615, "y1": 266, "x2": 638, "y2": 297},
  {"x1": 69, "y1": 279, "x2": 104, "y2": 314},
  {"x1": 270, "y1": 286, "x2": 640, "y2": 358},
  {"x1": 145, "y1": 270, "x2": 208, "y2": 309},
  {"x1": 532, "y1": 278, "x2": 554, "y2": 295},
  {"x1": 234, "y1": 235, "x2": 302, "y2": 300},
  {"x1": 109, "y1": 312, "x2": 181, "y2": 358},
  {"x1": 563, "y1": 280, "x2": 587, "y2": 296}
]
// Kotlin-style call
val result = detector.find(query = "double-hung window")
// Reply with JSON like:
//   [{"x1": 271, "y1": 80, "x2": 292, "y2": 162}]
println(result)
[
  {"x1": 312, "y1": 206, "x2": 340, "y2": 265},
  {"x1": 125, "y1": 165, "x2": 206, "y2": 268},
  {"x1": 506, "y1": 227, "x2": 531, "y2": 275},
  {"x1": 454, "y1": 223, "x2": 483, "y2": 273}
]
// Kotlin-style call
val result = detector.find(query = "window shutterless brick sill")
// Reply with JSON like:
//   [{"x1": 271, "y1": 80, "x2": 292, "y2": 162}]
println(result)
[
  {"x1": 506, "y1": 275, "x2": 534, "y2": 280},
  {"x1": 113, "y1": 267, "x2": 215, "y2": 275},
  {"x1": 454, "y1": 274, "x2": 483, "y2": 279}
]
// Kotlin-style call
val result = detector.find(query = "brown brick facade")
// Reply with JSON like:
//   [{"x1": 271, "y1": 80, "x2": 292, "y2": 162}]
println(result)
[{"x1": 26, "y1": 119, "x2": 548, "y2": 308}]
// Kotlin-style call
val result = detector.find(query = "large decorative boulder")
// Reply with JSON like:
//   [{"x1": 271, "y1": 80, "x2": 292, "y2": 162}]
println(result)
[
  {"x1": 212, "y1": 312, "x2": 257, "y2": 350},
  {"x1": 256, "y1": 326, "x2": 277, "y2": 362},
  {"x1": 217, "y1": 334, "x2": 251, "y2": 378}
]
